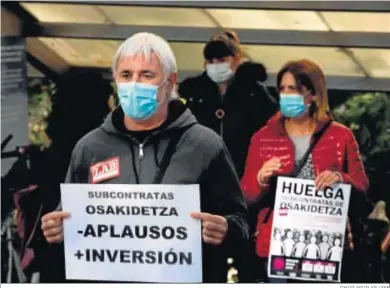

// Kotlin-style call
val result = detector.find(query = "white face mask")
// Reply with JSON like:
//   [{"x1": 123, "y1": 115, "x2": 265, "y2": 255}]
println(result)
[{"x1": 206, "y1": 62, "x2": 234, "y2": 83}]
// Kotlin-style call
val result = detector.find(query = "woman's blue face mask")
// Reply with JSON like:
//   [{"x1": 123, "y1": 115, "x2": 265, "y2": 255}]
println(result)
[{"x1": 279, "y1": 92, "x2": 310, "y2": 118}]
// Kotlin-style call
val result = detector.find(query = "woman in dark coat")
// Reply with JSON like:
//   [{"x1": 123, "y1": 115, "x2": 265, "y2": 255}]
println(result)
[{"x1": 178, "y1": 31, "x2": 277, "y2": 179}]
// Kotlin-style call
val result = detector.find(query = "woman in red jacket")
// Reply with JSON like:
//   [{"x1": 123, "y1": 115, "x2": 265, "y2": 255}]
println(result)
[{"x1": 241, "y1": 59, "x2": 369, "y2": 282}]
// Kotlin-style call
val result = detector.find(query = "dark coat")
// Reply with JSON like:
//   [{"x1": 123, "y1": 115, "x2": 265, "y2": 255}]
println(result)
[{"x1": 178, "y1": 61, "x2": 278, "y2": 179}]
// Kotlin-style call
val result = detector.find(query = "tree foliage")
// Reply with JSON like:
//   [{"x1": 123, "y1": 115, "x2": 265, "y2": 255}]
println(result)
[
  {"x1": 27, "y1": 79, "x2": 55, "y2": 146},
  {"x1": 332, "y1": 92, "x2": 390, "y2": 163},
  {"x1": 333, "y1": 92, "x2": 390, "y2": 201}
]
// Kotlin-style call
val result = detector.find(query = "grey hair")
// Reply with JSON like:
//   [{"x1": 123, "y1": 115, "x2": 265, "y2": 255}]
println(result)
[{"x1": 112, "y1": 32, "x2": 178, "y2": 99}]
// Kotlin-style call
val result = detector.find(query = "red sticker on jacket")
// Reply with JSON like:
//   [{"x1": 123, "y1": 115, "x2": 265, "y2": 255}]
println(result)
[{"x1": 90, "y1": 157, "x2": 120, "y2": 184}]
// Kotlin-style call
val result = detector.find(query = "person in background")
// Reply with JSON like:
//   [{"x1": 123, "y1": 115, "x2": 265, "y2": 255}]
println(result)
[
  {"x1": 178, "y1": 30, "x2": 277, "y2": 179},
  {"x1": 40, "y1": 32, "x2": 249, "y2": 283},
  {"x1": 241, "y1": 59, "x2": 368, "y2": 282}
]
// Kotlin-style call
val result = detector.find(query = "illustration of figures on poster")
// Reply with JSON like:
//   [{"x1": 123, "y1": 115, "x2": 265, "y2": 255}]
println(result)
[{"x1": 271, "y1": 228, "x2": 344, "y2": 261}]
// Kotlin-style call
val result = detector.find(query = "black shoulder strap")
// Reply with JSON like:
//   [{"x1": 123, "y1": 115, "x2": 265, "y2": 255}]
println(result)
[
  {"x1": 291, "y1": 120, "x2": 332, "y2": 177},
  {"x1": 260, "y1": 121, "x2": 332, "y2": 224},
  {"x1": 152, "y1": 123, "x2": 196, "y2": 184}
]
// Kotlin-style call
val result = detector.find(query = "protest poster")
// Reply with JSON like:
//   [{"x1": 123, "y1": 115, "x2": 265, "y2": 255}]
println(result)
[
  {"x1": 268, "y1": 176, "x2": 351, "y2": 282},
  {"x1": 60, "y1": 184, "x2": 202, "y2": 283}
]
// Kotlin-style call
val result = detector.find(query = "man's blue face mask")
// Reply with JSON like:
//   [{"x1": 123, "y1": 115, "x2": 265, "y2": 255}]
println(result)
[
  {"x1": 117, "y1": 80, "x2": 166, "y2": 120},
  {"x1": 279, "y1": 92, "x2": 310, "y2": 118}
]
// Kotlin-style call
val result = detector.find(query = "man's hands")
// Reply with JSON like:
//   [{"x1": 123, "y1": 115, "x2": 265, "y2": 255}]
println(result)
[
  {"x1": 191, "y1": 212, "x2": 228, "y2": 246},
  {"x1": 41, "y1": 211, "x2": 70, "y2": 243}
]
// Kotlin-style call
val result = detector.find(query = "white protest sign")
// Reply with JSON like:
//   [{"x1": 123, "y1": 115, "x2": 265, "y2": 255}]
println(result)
[
  {"x1": 60, "y1": 184, "x2": 202, "y2": 283},
  {"x1": 268, "y1": 177, "x2": 351, "y2": 282}
]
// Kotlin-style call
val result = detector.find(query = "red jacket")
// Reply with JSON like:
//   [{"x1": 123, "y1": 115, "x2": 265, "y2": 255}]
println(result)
[{"x1": 241, "y1": 113, "x2": 369, "y2": 257}]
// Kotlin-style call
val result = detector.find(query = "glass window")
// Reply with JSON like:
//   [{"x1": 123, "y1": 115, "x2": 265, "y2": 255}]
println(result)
[
  {"x1": 97, "y1": 6, "x2": 217, "y2": 27},
  {"x1": 21, "y1": 3, "x2": 107, "y2": 23},
  {"x1": 322, "y1": 12, "x2": 390, "y2": 33},
  {"x1": 27, "y1": 63, "x2": 44, "y2": 78},
  {"x1": 21, "y1": 3, "x2": 217, "y2": 27},
  {"x1": 243, "y1": 45, "x2": 365, "y2": 76},
  {"x1": 349, "y1": 48, "x2": 390, "y2": 78},
  {"x1": 205, "y1": 9, "x2": 329, "y2": 31},
  {"x1": 27, "y1": 38, "x2": 387, "y2": 78}
]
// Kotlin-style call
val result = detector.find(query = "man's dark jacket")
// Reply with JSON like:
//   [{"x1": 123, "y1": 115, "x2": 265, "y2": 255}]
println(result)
[
  {"x1": 61, "y1": 100, "x2": 249, "y2": 283},
  {"x1": 178, "y1": 61, "x2": 277, "y2": 178}
]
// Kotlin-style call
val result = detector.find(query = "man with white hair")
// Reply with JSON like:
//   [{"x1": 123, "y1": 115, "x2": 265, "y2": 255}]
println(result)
[{"x1": 40, "y1": 32, "x2": 249, "y2": 283}]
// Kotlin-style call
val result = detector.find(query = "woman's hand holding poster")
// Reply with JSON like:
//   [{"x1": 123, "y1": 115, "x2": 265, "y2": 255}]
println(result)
[{"x1": 268, "y1": 176, "x2": 351, "y2": 282}]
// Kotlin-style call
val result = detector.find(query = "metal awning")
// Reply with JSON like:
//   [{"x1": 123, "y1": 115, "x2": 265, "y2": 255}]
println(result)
[{"x1": 2, "y1": 1, "x2": 390, "y2": 91}]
